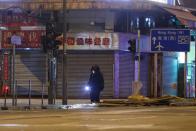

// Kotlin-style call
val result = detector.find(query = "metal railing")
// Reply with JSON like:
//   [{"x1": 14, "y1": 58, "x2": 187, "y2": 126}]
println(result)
[{"x1": 1, "y1": 80, "x2": 48, "y2": 110}]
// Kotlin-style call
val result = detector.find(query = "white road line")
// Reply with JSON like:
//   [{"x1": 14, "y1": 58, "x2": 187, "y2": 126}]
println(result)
[{"x1": 0, "y1": 124, "x2": 28, "y2": 127}]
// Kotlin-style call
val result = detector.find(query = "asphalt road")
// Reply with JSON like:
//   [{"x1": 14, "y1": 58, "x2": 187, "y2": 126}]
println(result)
[{"x1": 0, "y1": 106, "x2": 196, "y2": 131}]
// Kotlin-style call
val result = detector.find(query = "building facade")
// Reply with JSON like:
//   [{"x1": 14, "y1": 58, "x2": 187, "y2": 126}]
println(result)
[{"x1": 0, "y1": 0, "x2": 195, "y2": 98}]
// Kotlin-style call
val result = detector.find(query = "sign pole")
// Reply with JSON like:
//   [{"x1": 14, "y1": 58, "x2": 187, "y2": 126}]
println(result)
[
  {"x1": 62, "y1": 0, "x2": 68, "y2": 105},
  {"x1": 184, "y1": 52, "x2": 187, "y2": 98},
  {"x1": 12, "y1": 44, "x2": 16, "y2": 106},
  {"x1": 154, "y1": 53, "x2": 158, "y2": 97},
  {"x1": 131, "y1": 30, "x2": 143, "y2": 96},
  {"x1": 138, "y1": 30, "x2": 141, "y2": 81},
  {"x1": 195, "y1": 37, "x2": 196, "y2": 98}
]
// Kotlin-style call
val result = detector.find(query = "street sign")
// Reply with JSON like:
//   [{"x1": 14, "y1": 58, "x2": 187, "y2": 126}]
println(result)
[{"x1": 151, "y1": 29, "x2": 190, "y2": 52}]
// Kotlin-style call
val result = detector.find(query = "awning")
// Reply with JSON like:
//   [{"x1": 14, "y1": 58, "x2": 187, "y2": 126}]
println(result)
[
  {"x1": 163, "y1": 7, "x2": 196, "y2": 27},
  {"x1": 164, "y1": 7, "x2": 196, "y2": 21}
]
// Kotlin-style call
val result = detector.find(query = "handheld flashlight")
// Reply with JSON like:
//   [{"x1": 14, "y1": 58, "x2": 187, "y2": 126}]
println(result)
[{"x1": 85, "y1": 86, "x2": 90, "y2": 91}]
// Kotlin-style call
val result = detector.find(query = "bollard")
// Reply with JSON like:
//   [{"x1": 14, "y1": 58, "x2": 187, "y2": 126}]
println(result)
[
  {"x1": 41, "y1": 83, "x2": 44, "y2": 106},
  {"x1": 4, "y1": 93, "x2": 6, "y2": 107},
  {"x1": 15, "y1": 80, "x2": 17, "y2": 106},
  {"x1": 29, "y1": 80, "x2": 31, "y2": 109},
  {"x1": 25, "y1": 80, "x2": 31, "y2": 110},
  {"x1": 41, "y1": 83, "x2": 47, "y2": 109},
  {"x1": 1, "y1": 92, "x2": 8, "y2": 110},
  {"x1": 53, "y1": 81, "x2": 56, "y2": 104},
  {"x1": 1, "y1": 85, "x2": 8, "y2": 110}
]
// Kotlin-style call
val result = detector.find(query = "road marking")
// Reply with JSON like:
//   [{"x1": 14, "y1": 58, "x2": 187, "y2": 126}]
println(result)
[
  {"x1": 86, "y1": 108, "x2": 167, "y2": 115},
  {"x1": 0, "y1": 124, "x2": 28, "y2": 127},
  {"x1": 82, "y1": 124, "x2": 169, "y2": 130},
  {"x1": 0, "y1": 123, "x2": 171, "y2": 130},
  {"x1": 98, "y1": 116, "x2": 157, "y2": 121}
]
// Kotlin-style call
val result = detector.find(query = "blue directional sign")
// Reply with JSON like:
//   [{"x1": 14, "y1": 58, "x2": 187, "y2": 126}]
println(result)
[{"x1": 151, "y1": 29, "x2": 190, "y2": 52}]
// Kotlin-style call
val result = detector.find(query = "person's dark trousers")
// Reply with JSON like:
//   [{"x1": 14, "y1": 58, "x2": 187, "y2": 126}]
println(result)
[{"x1": 90, "y1": 89, "x2": 100, "y2": 103}]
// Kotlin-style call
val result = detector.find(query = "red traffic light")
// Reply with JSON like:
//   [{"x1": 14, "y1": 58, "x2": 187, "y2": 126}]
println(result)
[{"x1": 1, "y1": 84, "x2": 10, "y2": 95}]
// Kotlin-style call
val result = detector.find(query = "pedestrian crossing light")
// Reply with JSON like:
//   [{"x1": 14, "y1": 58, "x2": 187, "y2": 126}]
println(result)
[{"x1": 128, "y1": 39, "x2": 136, "y2": 53}]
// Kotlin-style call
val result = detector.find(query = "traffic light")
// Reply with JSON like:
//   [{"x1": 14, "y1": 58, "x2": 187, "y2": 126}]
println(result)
[
  {"x1": 41, "y1": 35, "x2": 47, "y2": 53},
  {"x1": 46, "y1": 22, "x2": 55, "y2": 36},
  {"x1": 128, "y1": 39, "x2": 136, "y2": 53},
  {"x1": 42, "y1": 22, "x2": 62, "y2": 53},
  {"x1": 41, "y1": 34, "x2": 62, "y2": 53}
]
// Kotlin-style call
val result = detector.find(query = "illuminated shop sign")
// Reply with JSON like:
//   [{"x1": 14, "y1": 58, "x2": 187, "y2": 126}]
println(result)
[
  {"x1": 67, "y1": 37, "x2": 110, "y2": 46},
  {"x1": 60, "y1": 33, "x2": 119, "y2": 50}
]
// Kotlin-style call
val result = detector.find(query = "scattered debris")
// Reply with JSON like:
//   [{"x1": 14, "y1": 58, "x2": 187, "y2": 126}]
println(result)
[{"x1": 102, "y1": 95, "x2": 196, "y2": 107}]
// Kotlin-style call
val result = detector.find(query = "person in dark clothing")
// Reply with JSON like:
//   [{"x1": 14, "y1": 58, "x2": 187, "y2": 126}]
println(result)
[{"x1": 88, "y1": 65, "x2": 104, "y2": 103}]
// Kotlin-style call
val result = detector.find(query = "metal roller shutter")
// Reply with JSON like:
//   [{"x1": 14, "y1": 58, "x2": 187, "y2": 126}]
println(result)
[
  {"x1": 57, "y1": 51, "x2": 114, "y2": 98},
  {"x1": 140, "y1": 53, "x2": 150, "y2": 96},
  {"x1": 119, "y1": 51, "x2": 134, "y2": 98},
  {"x1": 15, "y1": 50, "x2": 47, "y2": 96},
  {"x1": 118, "y1": 52, "x2": 150, "y2": 98}
]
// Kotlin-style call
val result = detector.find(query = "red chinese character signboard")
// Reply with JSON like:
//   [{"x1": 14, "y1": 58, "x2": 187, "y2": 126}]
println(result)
[
  {"x1": 94, "y1": 38, "x2": 101, "y2": 45},
  {"x1": 1, "y1": 30, "x2": 45, "y2": 48},
  {"x1": 102, "y1": 38, "x2": 110, "y2": 45},
  {"x1": 1, "y1": 53, "x2": 10, "y2": 95},
  {"x1": 67, "y1": 37, "x2": 75, "y2": 45},
  {"x1": 65, "y1": 37, "x2": 110, "y2": 46},
  {"x1": 85, "y1": 38, "x2": 93, "y2": 45},
  {"x1": 77, "y1": 38, "x2": 84, "y2": 45},
  {"x1": 58, "y1": 33, "x2": 118, "y2": 50}
]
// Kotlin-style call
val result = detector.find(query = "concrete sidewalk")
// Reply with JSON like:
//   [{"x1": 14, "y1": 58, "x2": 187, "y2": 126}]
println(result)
[
  {"x1": 0, "y1": 98, "x2": 127, "y2": 110},
  {"x1": 0, "y1": 98, "x2": 90, "y2": 109},
  {"x1": 0, "y1": 98, "x2": 91, "y2": 106},
  {"x1": 2, "y1": 96, "x2": 194, "y2": 110}
]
